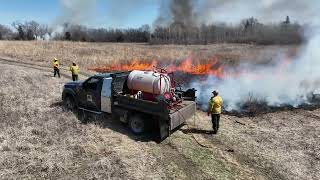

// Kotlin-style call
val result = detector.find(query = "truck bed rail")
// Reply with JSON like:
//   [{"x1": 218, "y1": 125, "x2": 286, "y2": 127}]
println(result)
[{"x1": 115, "y1": 95, "x2": 169, "y2": 117}]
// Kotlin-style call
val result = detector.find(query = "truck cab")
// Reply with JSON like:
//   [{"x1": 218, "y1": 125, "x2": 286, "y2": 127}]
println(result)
[{"x1": 63, "y1": 74, "x2": 113, "y2": 113}]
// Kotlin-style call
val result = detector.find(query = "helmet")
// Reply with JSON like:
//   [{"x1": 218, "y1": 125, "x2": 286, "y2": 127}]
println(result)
[
  {"x1": 212, "y1": 90, "x2": 219, "y2": 95},
  {"x1": 54, "y1": 58, "x2": 58, "y2": 61}
]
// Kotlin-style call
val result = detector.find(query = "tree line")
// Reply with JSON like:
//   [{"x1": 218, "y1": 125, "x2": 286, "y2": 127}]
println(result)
[
  {"x1": 0, "y1": 16, "x2": 303, "y2": 45},
  {"x1": 0, "y1": 21, "x2": 52, "y2": 40}
]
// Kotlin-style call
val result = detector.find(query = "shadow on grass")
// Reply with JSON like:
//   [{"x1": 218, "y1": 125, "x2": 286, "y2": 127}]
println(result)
[
  {"x1": 80, "y1": 111, "x2": 161, "y2": 143},
  {"x1": 50, "y1": 101, "x2": 64, "y2": 107},
  {"x1": 52, "y1": 101, "x2": 160, "y2": 143}
]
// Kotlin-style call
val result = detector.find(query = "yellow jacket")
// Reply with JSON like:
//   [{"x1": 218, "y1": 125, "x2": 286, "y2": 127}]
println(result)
[
  {"x1": 70, "y1": 65, "x2": 80, "y2": 75},
  {"x1": 209, "y1": 95, "x2": 223, "y2": 114},
  {"x1": 53, "y1": 60, "x2": 59, "y2": 69}
]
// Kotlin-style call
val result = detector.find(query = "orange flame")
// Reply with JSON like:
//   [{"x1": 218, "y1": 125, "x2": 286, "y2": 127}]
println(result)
[
  {"x1": 89, "y1": 56, "x2": 225, "y2": 78},
  {"x1": 175, "y1": 56, "x2": 224, "y2": 78},
  {"x1": 91, "y1": 60, "x2": 158, "y2": 72}
]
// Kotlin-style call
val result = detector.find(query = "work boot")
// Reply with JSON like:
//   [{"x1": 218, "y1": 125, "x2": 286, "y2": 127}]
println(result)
[
  {"x1": 213, "y1": 129, "x2": 218, "y2": 134},
  {"x1": 209, "y1": 130, "x2": 217, "y2": 134}
]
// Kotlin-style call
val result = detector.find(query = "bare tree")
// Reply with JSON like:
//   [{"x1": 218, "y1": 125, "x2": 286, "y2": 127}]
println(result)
[
  {"x1": 150, "y1": 17, "x2": 302, "y2": 45},
  {"x1": 11, "y1": 21, "x2": 27, "y2": 40},
  {"x1": 27, "y1": 21, "x2": 40, "y2": 39},
  {"x1": 11, "y1": 21, "x2": 35, "y2": 40},
  {"x1": 6, "y1": 18, "x2": 302, "y2": 45},
  {"x1": 11, "y1": 21, "x2": 51, "y2": 40},
  {"x1": 0, "y1": 25, "x2": 13, "y2": 40},
  {"x1": 37, "y1": 24, "x2": 53, "y2": 39}
]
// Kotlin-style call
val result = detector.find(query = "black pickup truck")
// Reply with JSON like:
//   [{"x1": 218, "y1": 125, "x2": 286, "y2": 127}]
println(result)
[{"x1": 62, "y1": 72, "x2": 196, "y2": 141}]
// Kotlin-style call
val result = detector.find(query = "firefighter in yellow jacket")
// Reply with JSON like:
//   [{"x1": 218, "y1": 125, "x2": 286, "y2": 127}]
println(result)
[
  {"x1": 53, "y1": 58, "x2": 60, "y2": 78},
  {"x1": 69, "y1": 62, "x2": 80, "y2": 81},
  {"x1": 207, "y1": 90, "x2": 223, "y2": 134}
]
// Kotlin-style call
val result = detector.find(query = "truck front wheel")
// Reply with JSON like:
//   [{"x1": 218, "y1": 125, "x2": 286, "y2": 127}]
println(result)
[
  {"x1": 129, "y1": 115, "x2": 145, "y2": 135},
  {"x1": 64, "y1": 96, "x2": 76, "y2": 110}
]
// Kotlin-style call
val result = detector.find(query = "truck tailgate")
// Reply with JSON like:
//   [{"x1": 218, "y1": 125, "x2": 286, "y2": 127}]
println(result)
[{"x1": 169, "y1": 101, "x2": 196, "y2": 130}]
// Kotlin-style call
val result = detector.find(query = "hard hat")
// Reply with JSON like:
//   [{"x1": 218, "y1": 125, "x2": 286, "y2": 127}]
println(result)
[{"x1": 54, "y1": 58, "x2": 58, "y2": 61}]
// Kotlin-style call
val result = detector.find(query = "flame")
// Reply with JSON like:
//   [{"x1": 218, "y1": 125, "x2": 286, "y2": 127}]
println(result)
[
  {"x1": 91, "y1": 60, "x2": 158, "y2": 72},
  {"x1": 88, "y1": 54, "x2": 294, "y2": 81},
  {"x1": 176, "y1": 57, "x2": 224, "y2": 78},
  {"x1": 89, "y1": 56, "x2": 225, "y2": 78}
]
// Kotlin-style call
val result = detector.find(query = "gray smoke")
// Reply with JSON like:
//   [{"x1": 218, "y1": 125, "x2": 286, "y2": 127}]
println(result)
[
  {"x1": 170, "y1": 0, "x2": 195, "y2": 26},
  {"x1": 184, "y1": 0, "x2": 320, "y2": 111},
  {"x1": 106, "y1": 0, "x2": 152, "y2": 27},
  {"x1": 201, "y1": 0, "x2": 318, "y2": 24},
  {"x1": 52, "y1": 0, "x2": 320, "y2": 111},
  {"x1": 155, "y1": 0, "x2": 197, "y2": 27},
  {"x1": 50, "y1": 0, "x2": 97, "y2": 37},
  {"x1": 191, "y1": 31, "x2": 320, "y2": 111},
  {"x1": 156, "y1": 0, "x2": 319, "y2": 26},
  {"x1": 58, "y1": 0, "x2": 97, "y2": 25}
]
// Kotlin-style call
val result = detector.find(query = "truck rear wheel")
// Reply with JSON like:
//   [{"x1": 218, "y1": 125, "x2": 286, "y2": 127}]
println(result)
[{"x1": 129, "y1": 115, "x2": 145, "y2": 135}]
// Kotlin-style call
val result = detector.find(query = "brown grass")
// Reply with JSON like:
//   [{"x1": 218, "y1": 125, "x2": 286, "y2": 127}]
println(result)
[
  {"x1": 0, "y1": 41, "x2": 299, "y2": 71},
  {"x1": 0, "y1": 64, "x2": 156, "y2": 179},
  {"x1": 0, "y1": 62, "x2": 255, "y2": 179},
  {"x1": 0, "y1": 41, "x2": 317, "y2": 180},
  {"x1": 188, "y1": 111, "x2": 320, "y2": 180}
]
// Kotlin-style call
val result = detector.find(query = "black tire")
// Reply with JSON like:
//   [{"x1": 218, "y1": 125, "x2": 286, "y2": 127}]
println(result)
[
  {"x1": 77, "y1": 109, "x2": 87, "y2": 123},
  {"x1": 64, "y1": 96, "x2": 76, "y2": 110},
  {"x1": 129, "y1": 115, "x2": 145, "y2": 135}
]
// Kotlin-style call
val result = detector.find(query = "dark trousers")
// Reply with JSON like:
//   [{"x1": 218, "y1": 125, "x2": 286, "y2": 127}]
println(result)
[
  {"x1": 54, "y1": 68, "x2": 60, "y2": 78},
  {"x1": 72, "y1": 74, "x2": 78, "y2": 81},
  {"x1": 211, "y1": 114, "x2": 221, "y2": 132}
]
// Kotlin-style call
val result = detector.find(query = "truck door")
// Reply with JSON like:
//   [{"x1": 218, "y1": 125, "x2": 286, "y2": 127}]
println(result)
[
  {"x1": 101, "y1": 77, "x2": 112, "y2": 113},
  {"x1": 79, "y1": 77, "x2": 102, "y2": 111}
]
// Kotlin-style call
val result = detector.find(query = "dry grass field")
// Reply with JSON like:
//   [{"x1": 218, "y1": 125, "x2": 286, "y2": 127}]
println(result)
[
  {"x1": 0, "y1": 41, "x2": 299, "y2": 71},
  {"x1": 0, "y1": 41, "x2": 318, "y2": 180}
]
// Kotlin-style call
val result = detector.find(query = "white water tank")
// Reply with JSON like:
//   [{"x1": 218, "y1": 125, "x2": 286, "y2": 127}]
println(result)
[{"x1": 127, "y1": 70, "x2": 171, "y2": 95}]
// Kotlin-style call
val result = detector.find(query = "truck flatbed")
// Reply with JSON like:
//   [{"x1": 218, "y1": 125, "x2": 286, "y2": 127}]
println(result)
[{"x1": 169, "y1": 100, "x2": 196, "y2": 130}]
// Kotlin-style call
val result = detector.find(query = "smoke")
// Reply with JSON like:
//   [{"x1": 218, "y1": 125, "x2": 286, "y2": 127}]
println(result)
[
  {"x1": 106, "y1": 0, "x2": 153, "y2": 27},
  {"x1": 192, "y1": 25, "x2": 320, "y2": 111},
  {"x1": 181, "y1": 0, "x2": 320, "y2": 111},
  {"x1": 58, "y1": 0, "x2": 97, "y2": 25},
  {"x1": 51, "y1": 0, "x2": 320, "y2": 111},
  {"x1": 200, "y1": 0, "x2": 318, "y2": 24},
  {"x1": 49, "y1": 0, "x2": 97, "y2": 38},
  {"x1": 56, "y1": 0, "x2": 153, "y2": 28},
  {"x1": 169, "y1": 0, "x2": 195, "y2": 26},
  {"x1": 155, "y1": 0, "x2": 197, "y2": 27},
  {"x1": 156, "y1": 0, "x2": 319, "y2": 26}
]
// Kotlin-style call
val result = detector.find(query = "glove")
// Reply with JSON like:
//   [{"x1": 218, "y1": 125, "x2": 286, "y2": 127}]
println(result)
[{"x1": 207, "y1": 112, "x2": 210, "y2": 116}]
